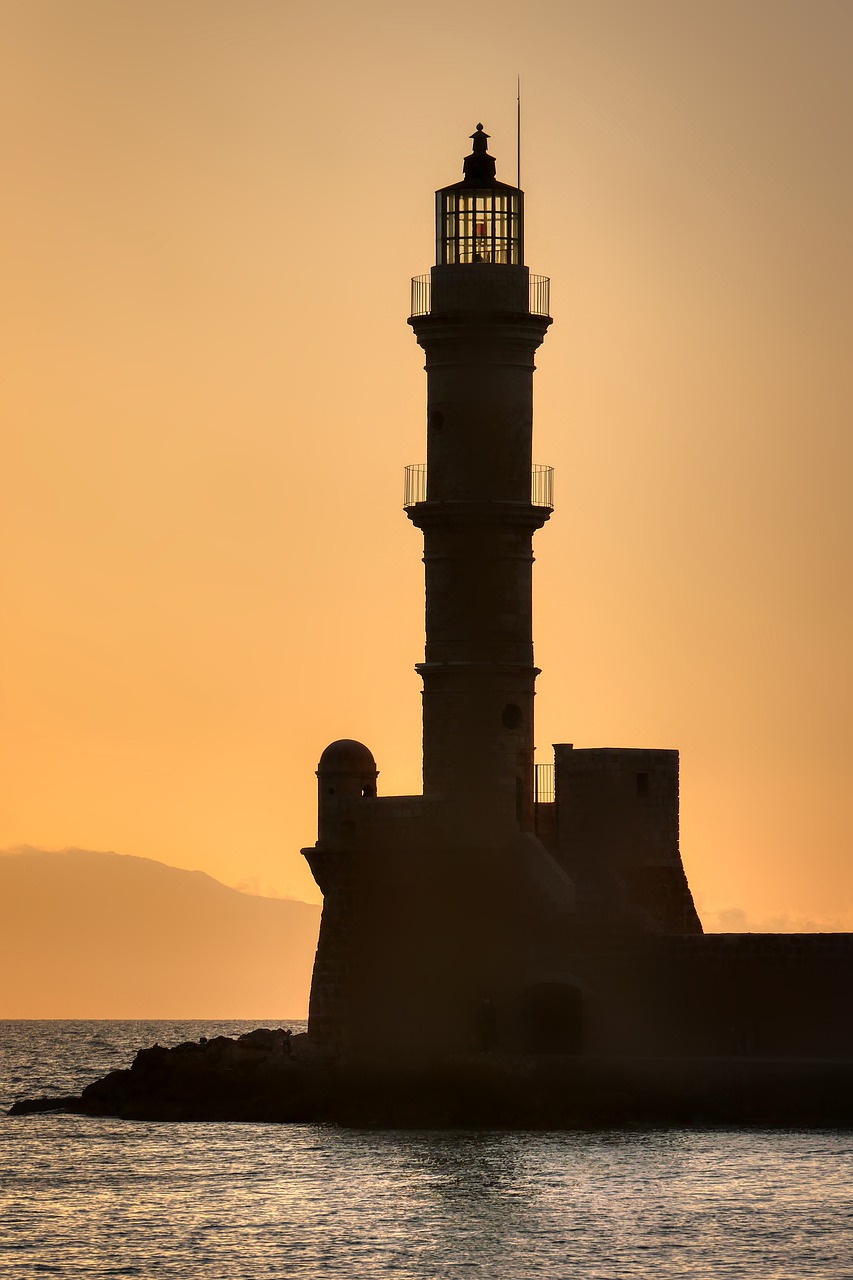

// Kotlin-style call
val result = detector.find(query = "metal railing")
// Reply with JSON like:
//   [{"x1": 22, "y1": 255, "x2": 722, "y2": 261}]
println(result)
[
  {"x1": 410, "y1": 275, "x2": 430, "y2": 318},
  {"x1": 535, "y1": 762, "x2": 555, "y2": 805},
  {"x1": 403, "y1": 463, "x2": 554, "y2": 510},
  {"x1": 409, "y1": 273, "x2": 550, "y2": 318},
  {"x1": 528, "y1": 274, "x2": 550, "y2": 317},
  {"x1": 403, "y1": 463, "x2": 428, "y2": 506},
  {"x1": 531, "y1": 464, "x2": 554, "y2": 509}
]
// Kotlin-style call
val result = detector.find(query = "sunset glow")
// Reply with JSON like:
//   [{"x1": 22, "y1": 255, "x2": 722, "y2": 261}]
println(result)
[{"x1": 2, "y1": 0, "x2": 851, "y2": 971}]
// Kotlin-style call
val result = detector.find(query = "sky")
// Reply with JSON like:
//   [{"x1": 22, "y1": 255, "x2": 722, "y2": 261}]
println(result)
[{"x1": 2, "y1": 0, "x2": 851, "y2": 933}]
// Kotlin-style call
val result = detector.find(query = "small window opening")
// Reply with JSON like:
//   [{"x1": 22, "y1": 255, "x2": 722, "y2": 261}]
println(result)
[
  {"x1": 501, "y1": 703, "x2": 522, "y2": 730},
  {"x1": 636, "y1": 772, "x2": 650, "y2": 797},
  {"x1": 361, "y1": 785, "x2": 375, "y2": 798},
  {"x1": 327, "y1": 787, "x2": 335, "y2": 796}
]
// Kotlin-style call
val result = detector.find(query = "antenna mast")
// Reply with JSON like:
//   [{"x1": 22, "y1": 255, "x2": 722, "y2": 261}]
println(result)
[{"x1": 516, "y1": 75, "x2": 522, "y2": 188}]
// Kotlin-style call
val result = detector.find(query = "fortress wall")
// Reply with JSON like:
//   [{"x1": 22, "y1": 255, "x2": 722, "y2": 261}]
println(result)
[{"x1": 515, "y1": 931, "x2": 853, "y2": 1059}]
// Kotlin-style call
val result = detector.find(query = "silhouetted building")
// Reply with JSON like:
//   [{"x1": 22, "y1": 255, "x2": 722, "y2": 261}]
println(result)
[{"x1": 303, "y1": 126, "x2": 853, "y2": 1061}]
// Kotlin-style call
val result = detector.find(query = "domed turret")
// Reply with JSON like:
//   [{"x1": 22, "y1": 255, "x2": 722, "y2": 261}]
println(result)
[
  {"x1": 318, "y1": 739, "x2": 377, "y2": 779},
  {"x1": 316, "y1": 740, "x2": 378, "y2": 845}
]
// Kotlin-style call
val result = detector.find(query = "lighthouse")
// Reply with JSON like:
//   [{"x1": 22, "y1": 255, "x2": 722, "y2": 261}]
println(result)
[
  {"x1": 406, "y1": 123, "x2": 553, "y2": 835},
  {"x1": 302, "y1": 125, "x2": 700, "y2": 1058}
]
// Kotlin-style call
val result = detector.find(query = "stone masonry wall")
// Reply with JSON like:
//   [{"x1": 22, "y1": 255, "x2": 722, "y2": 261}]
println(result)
[
  {"x1": 551, "y1": 745, "x2": 702, "y2": 934},
  {"x1": 636, "y1": 932, "x2": 853, "y2": 1057}
]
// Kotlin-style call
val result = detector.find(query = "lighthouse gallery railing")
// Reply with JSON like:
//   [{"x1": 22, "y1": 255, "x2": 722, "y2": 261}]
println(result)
[
  {"x1": 404, "y1": 463, "x2": 554, "y2": 510},
  {"x1": 410, "y1": 273, "x2": 550, "y2": 319}
]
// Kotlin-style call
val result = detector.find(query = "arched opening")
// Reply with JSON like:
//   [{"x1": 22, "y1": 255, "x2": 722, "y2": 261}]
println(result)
[{"x1": 518, "y1": 982, "x2": 583, "y2": 1055}]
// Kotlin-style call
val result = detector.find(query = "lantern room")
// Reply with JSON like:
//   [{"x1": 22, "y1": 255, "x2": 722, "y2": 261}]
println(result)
[{"x1": 435, "y1": 124, "x2": 523, "y2": 267}]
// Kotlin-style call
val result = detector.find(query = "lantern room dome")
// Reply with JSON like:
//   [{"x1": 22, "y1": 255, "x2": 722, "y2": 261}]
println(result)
[{"x1": 462, "y1": 123, "x2": 497, "y2": 184}]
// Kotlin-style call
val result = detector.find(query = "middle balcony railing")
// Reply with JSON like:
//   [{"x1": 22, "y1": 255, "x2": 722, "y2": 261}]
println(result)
[
  {"x1": 404, "y1": 464, "x2": 554, "y2": 511},
  {"x1": 531, "y1": 464, "x2": 554, "y2": 510},
  {"x1": 403, "y1": 463, "x2": 428, "y2": 507}
]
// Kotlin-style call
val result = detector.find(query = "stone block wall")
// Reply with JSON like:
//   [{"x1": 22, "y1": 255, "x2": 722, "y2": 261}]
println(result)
[
  {"x1": 632, "y1": 932, "x2": 853, "y2": 1058},
  {"x1": 551, "y1": 745, "x2": 702, "y2": 934}
]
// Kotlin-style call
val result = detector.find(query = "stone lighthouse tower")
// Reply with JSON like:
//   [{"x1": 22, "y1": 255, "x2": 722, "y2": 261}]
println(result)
[
  {"x1": 302, "y1": 126, "x2": 572, "y2": 1053},
  {"x1": 302, "y1": 124, "x2": 706, "y2": 1058},
  {"x1": 406, "y1": 124, "x2": 553, "y2": 837}
]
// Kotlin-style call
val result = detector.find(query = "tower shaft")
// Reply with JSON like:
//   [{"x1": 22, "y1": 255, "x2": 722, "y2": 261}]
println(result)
[{"x1": 408, "y1": 147, "x2": 551, "y2": 833}]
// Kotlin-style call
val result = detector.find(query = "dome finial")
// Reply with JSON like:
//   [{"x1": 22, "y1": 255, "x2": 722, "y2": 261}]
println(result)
[
  {"x1": 463, "y1": 123, "x2": 496, "y2": 183},
  {"x1": 471, "y1": 123, "x2": 489, "y2": 151}
]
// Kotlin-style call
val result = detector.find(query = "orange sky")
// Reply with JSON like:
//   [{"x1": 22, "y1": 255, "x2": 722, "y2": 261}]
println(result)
[{"x1": 2, "y1": 0, "x2": 851, "y2": 932}]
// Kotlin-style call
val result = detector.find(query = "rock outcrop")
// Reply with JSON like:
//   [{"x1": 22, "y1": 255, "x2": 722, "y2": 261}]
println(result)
[{"x1": 10, "y1": 1029, "x2": 332, "y2": 1122}]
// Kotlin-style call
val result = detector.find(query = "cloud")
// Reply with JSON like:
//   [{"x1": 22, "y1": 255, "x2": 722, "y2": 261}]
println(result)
[{"x1": 701, "y1": 903, "x2": 853, "y2": 933}]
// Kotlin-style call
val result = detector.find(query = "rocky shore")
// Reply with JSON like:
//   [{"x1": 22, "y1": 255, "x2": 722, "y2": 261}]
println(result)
[
  {"x1": 8, "y1": 1029, "x2": 853, "y2": 1127},
  {"x1": 10, "y1": 1030, "x2": 329, "y2": 1123}
]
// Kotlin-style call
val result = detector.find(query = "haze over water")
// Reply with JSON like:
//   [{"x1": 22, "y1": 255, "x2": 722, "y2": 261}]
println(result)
[{"x1": 2, "y1": 1022, "x2": 852, "y2": 1278}]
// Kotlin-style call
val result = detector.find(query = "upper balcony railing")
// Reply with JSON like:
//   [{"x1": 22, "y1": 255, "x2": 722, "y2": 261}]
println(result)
[
  {"x1": 410, "y1": 276, "x2": 431, "y2": 319},
  {"x1": 404, "y1": 463, "x2": 554, "y2": 511},
  {"x1": 528, "y1": 274, "x2": 550, "y2": 318},
  {"x1": 410, "y1": 272, "x2": 550, "y2": 319}
]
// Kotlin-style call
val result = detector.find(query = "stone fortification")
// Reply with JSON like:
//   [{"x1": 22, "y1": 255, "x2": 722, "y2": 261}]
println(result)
[{"x1": 300, "y1": 125, "x2": 852, "y2": 1072}]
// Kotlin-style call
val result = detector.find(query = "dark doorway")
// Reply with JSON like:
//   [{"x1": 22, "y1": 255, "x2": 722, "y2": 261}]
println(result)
[{"x1": 519, "y1": 982, "x2": 583, "y2": 1054}]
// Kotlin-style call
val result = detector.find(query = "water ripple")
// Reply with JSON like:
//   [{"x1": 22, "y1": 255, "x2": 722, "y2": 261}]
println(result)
[{"x1": 2, "y1": 1022, "x2": 852, "y2": 1279}]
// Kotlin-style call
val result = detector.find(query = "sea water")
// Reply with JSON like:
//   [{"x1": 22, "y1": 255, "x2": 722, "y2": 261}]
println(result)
[{"x1": 1, "y1": 1021, "x2": 851, "y2": 1279}]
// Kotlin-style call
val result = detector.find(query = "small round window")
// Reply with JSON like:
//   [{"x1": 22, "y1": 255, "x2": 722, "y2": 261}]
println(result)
[{"x1": 501, "y1": 703, "x2": 522, "y2": 730}]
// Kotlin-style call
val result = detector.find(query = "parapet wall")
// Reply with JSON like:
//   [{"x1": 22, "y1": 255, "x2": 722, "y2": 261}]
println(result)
[{"x1": 642, "y1": 932, "x2": 853, "y2": 1058}]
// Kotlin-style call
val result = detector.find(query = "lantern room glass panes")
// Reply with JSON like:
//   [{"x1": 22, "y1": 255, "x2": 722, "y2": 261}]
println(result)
[{"x1": 437, "y1": 188, "x2": 522, "y2": 265}]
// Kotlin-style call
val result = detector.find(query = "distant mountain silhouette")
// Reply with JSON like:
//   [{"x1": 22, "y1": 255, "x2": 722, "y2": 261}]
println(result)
[{"x1": 0, "y1": 848, "x2": 320, "y2": 1018}]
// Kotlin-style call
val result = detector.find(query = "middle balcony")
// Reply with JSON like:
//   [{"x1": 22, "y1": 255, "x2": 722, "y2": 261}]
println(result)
[{"x1": 404, "y1": 463, "x2": 554, "y2": 511}]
